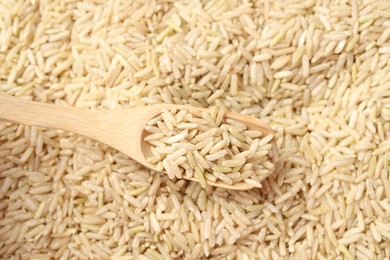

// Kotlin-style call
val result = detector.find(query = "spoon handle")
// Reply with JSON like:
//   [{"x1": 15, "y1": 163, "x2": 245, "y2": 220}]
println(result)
[{"x1": 0, "y1": 93, "x2": 98, "y2": 137}]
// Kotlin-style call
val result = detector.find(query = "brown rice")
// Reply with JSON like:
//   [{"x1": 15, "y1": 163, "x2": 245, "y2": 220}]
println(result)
[{"x1": 0, "y1": 0, "x2": 389, "y2": 259}]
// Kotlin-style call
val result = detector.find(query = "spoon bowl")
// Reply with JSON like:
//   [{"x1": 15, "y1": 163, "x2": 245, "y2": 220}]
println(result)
[{"x1": 0, "y1": 93, "x2": 276, "y2": 190}]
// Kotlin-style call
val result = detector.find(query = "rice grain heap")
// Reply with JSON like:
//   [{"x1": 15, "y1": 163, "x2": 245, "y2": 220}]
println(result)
[
  {"x1": 145, "y1": 107, "x2": 276, "y2": 188},
  {"x1": 0, "y1": 0, "x2": 390, "y2": 259}
]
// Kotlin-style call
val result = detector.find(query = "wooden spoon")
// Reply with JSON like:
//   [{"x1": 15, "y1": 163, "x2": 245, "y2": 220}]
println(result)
[{"x1": 0, "y1": 93, "x2": 276, "y2": 190}]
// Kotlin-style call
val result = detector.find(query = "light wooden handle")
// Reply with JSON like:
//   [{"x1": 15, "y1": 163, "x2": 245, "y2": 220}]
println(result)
[{"x1": 0, "y1": 93, "x2": 98, "y2": 137}]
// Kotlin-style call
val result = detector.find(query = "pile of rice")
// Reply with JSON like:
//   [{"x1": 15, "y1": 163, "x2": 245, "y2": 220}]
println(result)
[
  {"x1": 145, "y1": 107, "x2": 276, "y2": 188},
  {"x1": 0, "y1": 0, "x2": 389, "y2": 259}
]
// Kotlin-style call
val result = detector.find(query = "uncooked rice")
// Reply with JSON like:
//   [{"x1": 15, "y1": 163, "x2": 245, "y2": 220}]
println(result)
[
  {"x1": 0, "y1": 0, "x2": 390, "y2": 259},
  {"x1": 144, "y1": 107, "x2": 276, "y2": 188}
]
